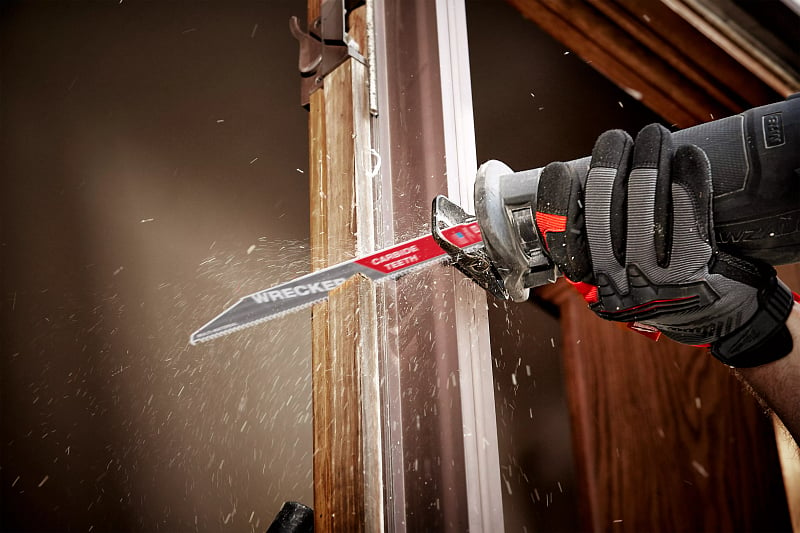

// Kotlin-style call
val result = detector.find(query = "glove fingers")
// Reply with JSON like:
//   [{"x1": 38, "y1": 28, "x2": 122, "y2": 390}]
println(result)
[
  {"x1": 536, "y1": 161, "x2": 591, "y2": 283},
  {"x1": 625, "y1": 124, "x2": 673, "y2": 269},
  {"x1": 671, "y1": 144, "x2": 712, "y2": 248},
  {"x1": 668, "y1": 143, "x2": 770, "y2": 290},
  {"x1": 585, "y1": 129, "x2": 632, "y2": 294}
]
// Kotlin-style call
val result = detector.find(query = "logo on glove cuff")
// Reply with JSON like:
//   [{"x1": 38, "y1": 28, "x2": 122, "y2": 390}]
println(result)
[{"x1": 762, "y1": 112, "x2": 784, "y2": 148}]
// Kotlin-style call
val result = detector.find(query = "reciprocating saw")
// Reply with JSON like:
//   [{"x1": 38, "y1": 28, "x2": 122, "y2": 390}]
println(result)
[{"x1": 190, "y1": 95, "x2": 800, "y2": 345}]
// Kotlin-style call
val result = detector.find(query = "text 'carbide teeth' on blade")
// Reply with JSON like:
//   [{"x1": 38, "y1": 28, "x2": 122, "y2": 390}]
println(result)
[{"x1": 189, "y1": 222, "x2": 485, "y2": 345}]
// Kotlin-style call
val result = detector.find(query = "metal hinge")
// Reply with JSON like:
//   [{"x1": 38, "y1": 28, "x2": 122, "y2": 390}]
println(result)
[{"x1": 290, "y1": 0, "x2": 366, "y2": 108}]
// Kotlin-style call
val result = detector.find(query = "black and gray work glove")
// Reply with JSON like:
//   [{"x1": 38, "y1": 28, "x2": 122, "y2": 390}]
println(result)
[{"x1": 534, "y1": 124, "x2": 794, "y2": 367}]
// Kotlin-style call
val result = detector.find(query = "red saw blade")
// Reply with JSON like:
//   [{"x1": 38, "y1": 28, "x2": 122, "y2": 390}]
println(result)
[{"x1": 189, "y1": 222, "x2": 483, "y2": 345}]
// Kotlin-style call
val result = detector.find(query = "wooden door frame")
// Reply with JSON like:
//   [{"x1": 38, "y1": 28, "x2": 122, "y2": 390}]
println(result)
[{"x1": 304, "y1": 0, "x2": 504, "y2": 531}]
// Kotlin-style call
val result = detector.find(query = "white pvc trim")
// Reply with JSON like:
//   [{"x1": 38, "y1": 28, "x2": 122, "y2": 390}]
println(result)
[
  {"x1": 434, "y1": 2, "x2": 505, "y2": 532},
  {"x1": 436, "y1": 0, "x2": 479, "y2": 210},
  {"x1": 370, "y1": 2, "x2": 406, "y2": 531}
]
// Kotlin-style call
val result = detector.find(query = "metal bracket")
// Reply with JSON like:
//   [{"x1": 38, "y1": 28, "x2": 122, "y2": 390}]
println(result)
[
  {"x1": 290, "y1": 0, "x2": 366, "y2": 108},
  {"x1": 432, "y1": 195, "x2": 508, "y2": 300}
]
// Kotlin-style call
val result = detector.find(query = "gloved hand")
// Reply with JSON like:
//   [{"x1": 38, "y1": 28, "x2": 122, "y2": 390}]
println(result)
[{"x1": 534, "y1": 123, "x2": 794, "y2": 367}]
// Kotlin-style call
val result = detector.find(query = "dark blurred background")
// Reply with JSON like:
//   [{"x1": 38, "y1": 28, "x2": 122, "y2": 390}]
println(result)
[{"x1": 1, "y1": 1, "x2": 313, "y2": 531}]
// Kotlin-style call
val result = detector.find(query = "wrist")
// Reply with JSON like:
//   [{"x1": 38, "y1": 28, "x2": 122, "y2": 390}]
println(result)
[{"x1": 710, "y1": 277, "x2": 794, "y2": 367}]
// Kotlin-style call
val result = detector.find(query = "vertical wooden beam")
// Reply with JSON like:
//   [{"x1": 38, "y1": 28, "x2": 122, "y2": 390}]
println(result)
[
  {"x1": 309, "y1": 88, "x2": 328, "y2": 272},
  {"x1": 307, "y1": 0, "x2": 321, "y2": 28},
  {"x1": 307, "y1": 4, "x2": 378, "y2": 532},
  {"x1": 319, "y1": 275, "x2": 375, "y2": 531},
  {"x1": 309, "y1": 60, "x2": 365, "y2": 531}
]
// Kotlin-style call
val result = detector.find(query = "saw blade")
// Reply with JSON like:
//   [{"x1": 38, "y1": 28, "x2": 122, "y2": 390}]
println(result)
[{"x1": 189, "y1": 221, "x2": 483, "y2": 345}]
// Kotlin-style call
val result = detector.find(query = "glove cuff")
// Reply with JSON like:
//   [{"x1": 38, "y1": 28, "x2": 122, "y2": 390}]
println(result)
[{"x1": 710, "y1": 277, "x2": 794, "y2": 368}]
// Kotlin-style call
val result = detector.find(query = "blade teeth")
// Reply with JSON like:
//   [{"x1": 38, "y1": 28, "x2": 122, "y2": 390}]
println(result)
[
  {"x1": 385, "y1": 255, "x2": 450, "y2": 280},
  {"x1": 190, "y1": 297, "x2": 324, "y2": 345}
]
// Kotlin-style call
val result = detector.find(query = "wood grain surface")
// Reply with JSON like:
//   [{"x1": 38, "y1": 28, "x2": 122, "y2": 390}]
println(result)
[
  {"x1": 506, "y1": 0, "x2": 785, "y2": 127},
  {"x1": 540, "y1": 280, "x2": 792, "y2": 531},
  {"x1": 308, "y1": 5, "x2": 373, "y2": 529},
  {"x1": 309, "y1": 58, "x2": 366, "y2": 529}
]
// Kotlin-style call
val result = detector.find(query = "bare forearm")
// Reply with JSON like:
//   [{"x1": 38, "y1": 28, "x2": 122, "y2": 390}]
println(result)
[{"x1": 737, "y1": 302, "x2": 800, "y2": 444}]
